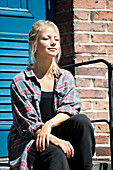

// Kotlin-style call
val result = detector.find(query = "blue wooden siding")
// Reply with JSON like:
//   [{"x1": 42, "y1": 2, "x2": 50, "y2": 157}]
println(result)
[
  {"x1": 0, "y1": 0, "x2": 46, "y2": 157},
  {"x1": 0, "y1": 33, "x2": 29, "y2": 157}
]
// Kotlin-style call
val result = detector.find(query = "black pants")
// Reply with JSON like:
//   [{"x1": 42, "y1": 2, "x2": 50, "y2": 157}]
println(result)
[{"x1": 33, "y1": 114, "x2": 95, "y2": 170}]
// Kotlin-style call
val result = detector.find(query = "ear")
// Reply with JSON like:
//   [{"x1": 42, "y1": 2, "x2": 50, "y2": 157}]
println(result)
[
  {"x1": 29, "y1": 41, "x2": 33, "y2": 47},
  {"x1": 29, "y1": 41, "x2": 36, "y2": 52}
]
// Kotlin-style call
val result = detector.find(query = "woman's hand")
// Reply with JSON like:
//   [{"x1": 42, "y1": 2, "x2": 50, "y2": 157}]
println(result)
[
  {"x1": 35, "y1": 121, "x2": 53, "y2": 152},
  {"x1": 50, "y1": 135, "x2": 74, "y2": 158}
]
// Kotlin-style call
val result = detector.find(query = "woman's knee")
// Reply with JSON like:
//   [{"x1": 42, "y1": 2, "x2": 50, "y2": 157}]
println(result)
[
  {"x1": 46, "y1": 145, "x2": 70, "y2": 169},
  {"x1": 34, "y1": 144, "x2": 69, "y2": 170},
  {"x1": 71, "y1": 114, "x2": 91, "y2": 128},
  {"x1": 44, "y1": 144, "x2": 67, "y2": 161}
]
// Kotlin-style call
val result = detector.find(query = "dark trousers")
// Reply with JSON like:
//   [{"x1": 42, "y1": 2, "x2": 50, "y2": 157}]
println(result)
[{"x1": 33, "y1": 114, "x2": 95, "y2": 170}]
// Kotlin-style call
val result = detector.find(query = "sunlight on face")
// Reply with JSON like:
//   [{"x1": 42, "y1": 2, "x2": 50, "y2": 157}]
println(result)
[{"x1": 36, "y1": 26, "x2": 60, "y2": 59}]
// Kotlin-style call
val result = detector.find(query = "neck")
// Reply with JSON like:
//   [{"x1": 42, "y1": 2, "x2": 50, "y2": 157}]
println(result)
[{"x1": 33, "y1": 57, "x2": 53, "y2": 79}]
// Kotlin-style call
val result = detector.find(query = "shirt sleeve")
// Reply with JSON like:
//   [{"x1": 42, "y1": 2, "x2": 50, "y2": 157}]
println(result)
[
  {"x1": 11, "y1": 81, "x2": 44, "y2": 139},
  {"x1": 57, "y1": 71, "x2": 81, "y2": 116}
]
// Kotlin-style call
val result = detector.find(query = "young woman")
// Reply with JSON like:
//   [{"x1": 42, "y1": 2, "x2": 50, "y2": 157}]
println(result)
[{"x1": 7, "y1": 20, "x2": 95, "y2": 170}]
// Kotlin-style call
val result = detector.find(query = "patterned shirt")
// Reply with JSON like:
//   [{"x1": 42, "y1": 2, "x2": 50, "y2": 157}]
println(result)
[{"x1": 7, "y1": 67, "x2": 81, "y2": 170}]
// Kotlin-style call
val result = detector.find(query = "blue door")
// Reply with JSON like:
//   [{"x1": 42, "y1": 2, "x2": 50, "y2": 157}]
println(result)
[{"x1": 0, "y1": 0, "x2": 46, "y2": 157}]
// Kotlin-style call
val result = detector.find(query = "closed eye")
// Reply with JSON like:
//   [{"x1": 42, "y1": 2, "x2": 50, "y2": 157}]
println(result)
[
  {"x1": 42, "y1": 37, "x2": 49, "y2": 40},
  {"x1": 55, "y1": 38, "x2": 60, "y2": 41}
]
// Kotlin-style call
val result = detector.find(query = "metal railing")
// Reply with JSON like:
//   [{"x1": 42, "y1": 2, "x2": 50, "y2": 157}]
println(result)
[{"x1": 62, "y1": 59, "x2": 113, "y2": 169}]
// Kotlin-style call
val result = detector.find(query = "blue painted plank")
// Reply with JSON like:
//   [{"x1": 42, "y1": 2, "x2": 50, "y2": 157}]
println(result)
[
  {"x1": 0, "y1": 105, "x2": 12, "y2": 112},
  {"x1": 0, "y1": 126, "x2": 11, "y2": 131},
  {"x1": 0, "y1": 32, "x2": 28, "y2": 41},
  {"x1": 0, "y1": 49, "x2": 29, "y2": 57},
  {"x1": 21, "y1": 0, "x2": 27, "y2": 9},
  {"x1": 0, "y1": 89, "x2": 10, "y2": 95},
  {"x1": 0, "y1": 65, "x2": 27, "y2": 72},
  {"x1": 0, "y1": 113, "x2": 13, "y2": 120},
  {"x1": 0, "y1": 121, "x2": 13, "y2": 130},
  {"x1": 0, "y1": 41, "x2": 29, "y2": 50},
  {"x1": 0, "y1": 8, "x2": 34, "y2": 18},
  {"x1": 0, "y1": 0, "x2": 46, "y2": 34},
  {"x1": 0, "y1": 72, "x2": 18, "y2": 80},
  {"x1": 0, "y1": 97, "x2": 11, "y2": 104},
  {"x1": 0, "y1": 131, "x2": 9, "y2": 157},
  {"x1": 0, "y1": 0, "x2": 7, "y2": 7},
  {"x1": 0, "y1": 0, "x2": 46, "y2": 157},
  {"x1": 0, "y1": 81, "x2": 12, "y2": 88},
  {"x1": 0, "y1": 57, "x2": 28, "y2": 64},
  {"x1": 8, "y1": 0, "x2": 20, "y2": 8}
]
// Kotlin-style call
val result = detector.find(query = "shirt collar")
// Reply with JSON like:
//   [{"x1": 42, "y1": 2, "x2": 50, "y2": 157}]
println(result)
[
  {"x1": 24, "y1": 67, "x2": 35, "y2": 78},
  {"x1": 25, "y1": 67, "x2": 62, "y2": 79},
  {"x1": 53, "y1": 68, "x2": 62, "y2": 79}
]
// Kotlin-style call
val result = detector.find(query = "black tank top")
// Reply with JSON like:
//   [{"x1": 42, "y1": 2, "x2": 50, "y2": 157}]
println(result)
[{"x1": 40, "y1": 91, "x2": 54, "y2": 123}]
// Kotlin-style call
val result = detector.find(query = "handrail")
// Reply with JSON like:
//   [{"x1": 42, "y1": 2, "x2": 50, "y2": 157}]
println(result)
[
  {"x1": 61, "y1": 59, "x2": 113, "y2": 169},
  {"x1": 91, "y1": 119, "x2": 110, "y2": 124},
  {"x1": 61, "y1": 59, "x2": 113, "y2": 68}
]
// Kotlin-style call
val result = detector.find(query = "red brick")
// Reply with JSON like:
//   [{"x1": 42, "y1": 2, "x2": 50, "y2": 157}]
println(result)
[
  {"x1": 82, "y1": 112, "x2": 108, "y2": 122},
  {"x1": 96, "y1": 147, "x2": 110, "y2": 156},
  {"x1": 81, "y1": 101, "x2": 91, "y2": 110},
  {"x1": 64, "y1": 22, "x2": 73, "y2": 32},
  {"x1": 56, "y1": 11, "x2": 73, "y2": 23},
  {"x1": 64, "y1": 0, "x2": 72, "y2": 10},
  {"x1": 93, "y1": 124, "x2": 109, "y2": 133},
  {"x1": 74, "y1": 33, "x2": 89, "y2": 43},
  {"x1": 92, "y1": 11, "x2": 113, "y2": 21},
  {"x1": 93, "y1": 101, "x2": 109, "y2": 110},
  {"x1": 107, "y1": 23, "x2": 113, "y2": 32},
  {"x1": 75, "y1": 78, "x2": 90, "y2": 87},
  {"x1": 77, "y1": 89, "x2": 106, "y2": 98},
  {"x1": 75, "y1": 45, "x2": 105, "y2": 54},
  {"x1": 57, "y1": 22, "x2": 73, "y2": 34},
  {"x1": 95, "y1": 136, "x2": 109, "y2": 144},
  {"x1": 93, "y1": 78, "x2": 108, "y2": 88},
  {"x1": 73, "y1": 11, "x2": 89, "y2": 20},
  {"x1": 91, "y1": 34, "x2": 113, "y2": 43},
  {"x1": 93, "y1": 158, "x2": 111, "y2": 162},
  {"x1": 107, "y1": 46, "x2": 113, "y2": 55},
  {"x1": 93, "y1": 56, "x2": 113, "y2": 66},
  {"x1": 75, "y1": 67, "x2": 106, "y2": 76},
  {"x1": 74, "y1": 55, "x2": 90, "y2": 63},
  {"x1": 73, "y1": 0, "x2": 105, "y2": 9},
  {"x1": 106, "y1": 1, "x2": 113, "y2": 10},
  {"x1": 55, "y1": 2, "x2": 64, "y2": 12},
  {"x1": 61, "y1": 34, "x2": 73, "y2": 45},
  {"x1": 74, "y1": 22, "x2": 105, "y2": 32},
  {"x1": 62, "y1": 45, "x2": 74, "y2": 55},
  {"x1": 59, "y1": 56, "x2": 74, "y2": 66},
  {"x1": 57, "y1": 24, "x2": 65, "y2": 34}
]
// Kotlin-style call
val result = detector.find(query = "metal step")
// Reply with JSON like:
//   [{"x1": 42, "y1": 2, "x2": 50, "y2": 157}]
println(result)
[
  {"x1": 0, "y1": 158, "x2": 9, "y2": 170},
  {"x1": 93, "y1": 161, "x2": 111, "y2": 170},
  {"x1": 0, "y1": 158, "x2": 112, "y2": 170}
]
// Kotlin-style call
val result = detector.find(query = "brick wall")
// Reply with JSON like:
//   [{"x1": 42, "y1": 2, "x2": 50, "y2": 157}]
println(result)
[{"x1": 55, "y1": 0, "x2": 112, "y2": 161}]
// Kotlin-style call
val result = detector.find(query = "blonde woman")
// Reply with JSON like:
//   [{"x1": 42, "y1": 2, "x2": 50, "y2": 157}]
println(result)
[{"x1": 7, "y1": 20, "x2": 95, "y2": 170}]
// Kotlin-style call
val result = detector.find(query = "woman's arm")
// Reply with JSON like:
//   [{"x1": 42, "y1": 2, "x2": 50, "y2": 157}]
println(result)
[
  {"x1": 34, "y1": 112, "x2": 70, "y2": 142},
  {"x1": 34, "y1": 113, "x2": 72, "y2": 156},
  {"x1": 34, "y1": 113, "x2": 74, "y2": 158},
  {"x1": 49, "y1": 133, "x2": 74, "y2": 158},
  {"x1": 34, "y1": 70, "x2": 81, "y2": 156},
  {"x1": 48, "y1": 112, "x2": 70, "y2": 128},
  {"x1": 11, "y1": 80, "x2": 44, "y2": 139}
]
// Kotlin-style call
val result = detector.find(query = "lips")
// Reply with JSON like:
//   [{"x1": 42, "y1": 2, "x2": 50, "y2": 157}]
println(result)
[{"x1": 48, "y1": 48, "x2": 57, "y2": 51}]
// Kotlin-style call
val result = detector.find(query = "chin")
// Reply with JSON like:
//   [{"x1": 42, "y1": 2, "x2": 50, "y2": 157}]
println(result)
[{"x1": 48, "y1": 52, "x2": 57, "y2": 57}]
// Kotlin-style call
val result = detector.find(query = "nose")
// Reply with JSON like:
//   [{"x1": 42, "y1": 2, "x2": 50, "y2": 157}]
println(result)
[{"x1": 50, "y1": 38, "x2": 56, "y2": 46}]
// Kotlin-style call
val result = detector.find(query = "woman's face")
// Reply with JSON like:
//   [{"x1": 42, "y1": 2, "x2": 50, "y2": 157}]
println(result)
[{"x1": 36, "y1": 26, "x2": 60, "y2": 59}]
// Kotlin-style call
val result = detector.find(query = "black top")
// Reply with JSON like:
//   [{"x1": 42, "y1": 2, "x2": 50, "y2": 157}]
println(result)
[{"x1": 40, "y1": 91, "x2": 54, "y2": 123}]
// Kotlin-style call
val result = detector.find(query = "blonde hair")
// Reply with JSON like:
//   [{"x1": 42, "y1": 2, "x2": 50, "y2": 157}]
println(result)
[{"x1": 28, "y1": 20, "x2": 61, "y2": 73}]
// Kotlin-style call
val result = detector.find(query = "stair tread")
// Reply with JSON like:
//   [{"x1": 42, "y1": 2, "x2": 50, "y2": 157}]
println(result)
[{"x1": 0, "y1": 158, "x2": 111, "y2": 170}]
